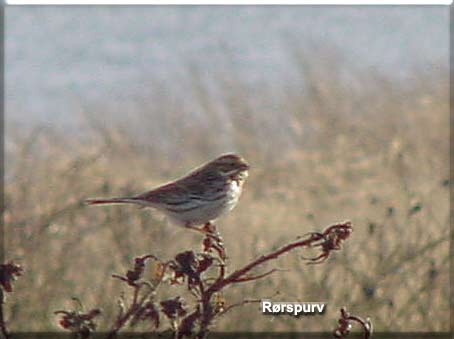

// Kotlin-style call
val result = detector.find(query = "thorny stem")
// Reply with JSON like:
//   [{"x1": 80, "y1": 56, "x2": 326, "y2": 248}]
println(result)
[
  {"x1": 208, "y1": 233, "x2": 332, "y2": 294},
  {"x1": 193, "y1": 221, "x2": 353, "y2": 338},
  {"x1": 196, "y1": 237, "x2": 314, "y2": 338},
  {"x1": 55, "y1": 221, "x2": 353, "y2": 338},
  {"x1": 107, "y1": 283, "x2": 155, "y2": 339},
  {"x1": 0, "y1": 289, "x2": 9, "y2": 339},
  {"x1": 231, "y1": 268, "x2": 282, "y2": 283},
  {"x1": 217, "y1": 298, "x2": 262, "y2": 317},
  {"x1": 333, "y1": 307, "x2": 373, "y2": 339}
]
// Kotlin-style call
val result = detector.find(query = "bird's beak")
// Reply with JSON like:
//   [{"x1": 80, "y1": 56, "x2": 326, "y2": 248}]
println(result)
[{"x1": 241, "y1": 163, "x2": 250, "y2": 171}]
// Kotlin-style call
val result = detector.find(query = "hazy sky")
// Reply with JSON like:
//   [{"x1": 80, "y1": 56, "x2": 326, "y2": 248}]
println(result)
[{"x1": 6, "y1": 6, "x2": 449, "y2": 127}]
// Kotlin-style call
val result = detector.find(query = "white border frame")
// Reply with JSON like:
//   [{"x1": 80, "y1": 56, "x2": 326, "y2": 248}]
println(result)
[{"x1": 5, "y1": 0, "x2": 453, "y2": 5}]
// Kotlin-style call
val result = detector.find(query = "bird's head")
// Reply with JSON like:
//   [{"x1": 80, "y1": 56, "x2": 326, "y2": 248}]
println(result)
[{"x1": 209, "y1": 153, "x2": 250, "y2": 179}]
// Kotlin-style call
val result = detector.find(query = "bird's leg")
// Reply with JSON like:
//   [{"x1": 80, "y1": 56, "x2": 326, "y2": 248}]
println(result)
[
  {"x1": 186, "y1": 222, "x2": 220, "y2": 239},
  {"x1": 186, "y1": 224, "x2": 209, "y2": 235},
  {"x1": 185, "y1": 223, "x2": 219, "y2": 239},
  {"x1": 202, "y1": 222, "x2": 215, "y2": 233},
  {"x1": 186, "y1": 223, "x2": 226, "y2": 261},
  {"x1": 203, "y1": 222, "x2": 223, "y2": 242}
]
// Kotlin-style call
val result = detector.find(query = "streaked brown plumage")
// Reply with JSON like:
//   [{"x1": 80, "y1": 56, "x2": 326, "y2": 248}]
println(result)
[{"x1": 86, "y1": 154, "x2": 249, "y2": 228}]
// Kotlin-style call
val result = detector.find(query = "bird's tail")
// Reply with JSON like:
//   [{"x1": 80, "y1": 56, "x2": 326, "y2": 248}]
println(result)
[{"x1": 85, "y1": 197, "x2": 141, "y2": 206}]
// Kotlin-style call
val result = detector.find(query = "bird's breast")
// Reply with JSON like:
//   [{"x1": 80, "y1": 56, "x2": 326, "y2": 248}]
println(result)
[{"x1": 225, "y1": 179, "x2": 243, "y2": 207}]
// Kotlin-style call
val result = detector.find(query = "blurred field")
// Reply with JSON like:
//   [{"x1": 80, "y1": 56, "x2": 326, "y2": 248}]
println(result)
[{"x1": 4, "y1": 48, "x2": 449, "y2": 332}]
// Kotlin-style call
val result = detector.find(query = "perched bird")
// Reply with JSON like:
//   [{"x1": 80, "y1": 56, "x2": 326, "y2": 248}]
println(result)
[{"x1": 86, "y1": 153, "x2": 249, "y2": 232}]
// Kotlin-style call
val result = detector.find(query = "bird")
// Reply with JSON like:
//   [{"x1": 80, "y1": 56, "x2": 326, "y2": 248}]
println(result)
[{"x1": 85, "y1": 153, "x2": 249, "y2": 233}]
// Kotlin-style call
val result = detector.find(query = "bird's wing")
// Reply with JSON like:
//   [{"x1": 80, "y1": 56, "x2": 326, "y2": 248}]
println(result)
[
  {"x1": 135, "y1": 182, "x2": 188, "y2": 205},
  {"x1": 134, "y1": 171, "x2": 225, "y2": 205}
]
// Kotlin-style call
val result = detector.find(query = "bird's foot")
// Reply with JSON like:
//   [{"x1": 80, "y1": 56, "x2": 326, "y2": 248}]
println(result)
[{"x1": 186, "y1": 223, "x2": 226, "y2": 261}]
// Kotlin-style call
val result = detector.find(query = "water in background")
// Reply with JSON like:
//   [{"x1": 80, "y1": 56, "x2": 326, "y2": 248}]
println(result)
[{"x1": 6, "y1": 6, "x2": 449, "y2": 129}]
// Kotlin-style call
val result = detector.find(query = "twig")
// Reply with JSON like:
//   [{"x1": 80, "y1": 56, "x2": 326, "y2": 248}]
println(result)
[
  {"x1": 0, "y1": 261, "x2": 23, "y2": 339},
  {"x1": 231, "y1": 268, "x2": 284, "y2": 283},
  {"x1": 56, "y1": 221, "x2": 353, "y2": 338},
  {"x1": 209, "y1": 221, "x2": 352, "y2": 295},
  {"x1": 218, "y1": 298, "x2": 262, "y2": 317},
  {"x1": 333, "y1": 307, "x2": 373, "y2": 339},
  {"x1": 0, "y1": 290, "x2": 9, "y2": 339},
  {"x1": 194, "y1": 221, "x2": 353, "y2": 338}
]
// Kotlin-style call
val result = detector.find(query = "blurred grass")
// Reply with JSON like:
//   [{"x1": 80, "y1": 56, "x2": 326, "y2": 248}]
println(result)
[{"x1": 4, "y1": 47, "x2": 449, "y2": 332}]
